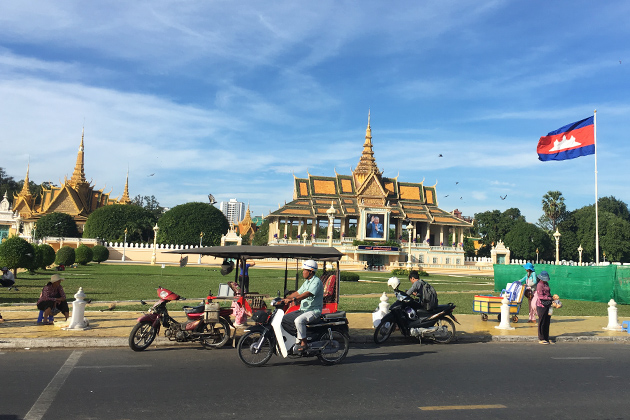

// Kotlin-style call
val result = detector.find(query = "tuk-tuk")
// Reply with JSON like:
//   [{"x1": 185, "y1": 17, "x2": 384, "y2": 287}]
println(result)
[{"x1": 169, "y1": 245, "x2": 344, "y2": 314}]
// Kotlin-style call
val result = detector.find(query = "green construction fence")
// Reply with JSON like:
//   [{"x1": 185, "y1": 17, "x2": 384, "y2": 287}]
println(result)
[{"x1": 494, "y1": 264, "x2": 630, "y2": 304}]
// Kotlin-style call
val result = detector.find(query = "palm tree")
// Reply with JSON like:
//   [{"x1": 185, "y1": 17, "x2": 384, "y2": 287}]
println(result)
[{"x1": 541, "y1": 191, "x2": 566, "y2": 232}]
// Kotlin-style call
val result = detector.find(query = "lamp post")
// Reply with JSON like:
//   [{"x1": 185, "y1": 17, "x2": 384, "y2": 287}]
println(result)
[
  {"x1": 302, "y1": 231, "x2": 307, "y2": 246},
  {"x1": 406, "y1": 221, "x2": 413, "y2": 268},
  {"x1": 32, "y1": 223, "x2": 37, "y2": 244},
  {"x1": 151, "y1": 223, "x2": 159, "y2": 265},
  {"x1": 122, "y1": 228, "x2": 127, "y2": 261},
  {"x1": 578, "y1": 244, "x2": 583, "y2": 265},
  {"x1": 553, "y1": 229, "x2": 561, "y2": 265},
  {"x1": 198, "y1": 232, "x2": 204, "y2": 264},
  {"x1": 326, "y1": 202, "x2": 335, "y2": 247},
  {"x1": 536, "y1": 248, "x2": 539, "y2": 264}
]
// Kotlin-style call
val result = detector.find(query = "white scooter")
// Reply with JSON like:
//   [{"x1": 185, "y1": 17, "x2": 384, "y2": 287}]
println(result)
[{"x1": 236, "y1": 297, "x2": 350, "y2": 366}]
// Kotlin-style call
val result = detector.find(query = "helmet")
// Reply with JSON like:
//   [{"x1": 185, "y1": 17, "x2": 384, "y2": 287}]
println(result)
[
  {"x1": 405, "y1": 307, "x2": 418, "y2": 320},
  {"x1": 302, "y1": 259, "x2": 318, "y2": 272},
  {"x1": 387, "y1": 276, "x2": 400, "y2": 289},
  {"x1": 220, "y1": 260, "x2": 234, "y2": 276}
]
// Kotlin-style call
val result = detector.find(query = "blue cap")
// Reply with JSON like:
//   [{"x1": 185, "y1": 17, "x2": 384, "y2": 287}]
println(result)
[
  {"x1": 523, "y1": 262, "x2": 535, "y2": 271},
  {"x1": 537, "y1": 271, "x2": 550, "y2": 282}
]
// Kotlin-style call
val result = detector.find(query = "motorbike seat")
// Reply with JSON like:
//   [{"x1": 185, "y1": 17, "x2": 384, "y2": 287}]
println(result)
[
  {"x1": 183, "y1": 304, "x2": 204, "y2": 314},
  {"x1": 322, "y1": 311, "x2": 346, "y2": 320}
]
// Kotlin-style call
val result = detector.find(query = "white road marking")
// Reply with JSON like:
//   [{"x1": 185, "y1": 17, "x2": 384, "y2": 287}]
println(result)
[
  {"x1": 24, "y1": 350, "x2": 83, "y2": 420},
  {"x1": 551, "y1": 357, "x2": 604, "y2": 360}
]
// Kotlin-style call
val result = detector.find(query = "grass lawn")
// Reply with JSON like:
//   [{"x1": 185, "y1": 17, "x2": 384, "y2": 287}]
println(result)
[{"x1": 1, "y1": 263, "x2": 628, "y2": 317}]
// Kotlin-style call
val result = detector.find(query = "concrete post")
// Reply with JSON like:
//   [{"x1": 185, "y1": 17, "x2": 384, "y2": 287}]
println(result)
[
  {"x1": 603, "y1": 299, "x2": 622, "y2": 331},
  {"x1": 495, "y1": 295, "x2": 515, "y2": 330},
  {"x1": 64, "y1": 288, "x2": 90, "y2": 330}
]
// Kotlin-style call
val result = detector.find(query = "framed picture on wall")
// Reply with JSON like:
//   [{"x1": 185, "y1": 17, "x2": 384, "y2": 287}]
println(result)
[{"x1": 363, "y1": 211, "x2": 388, "y2": 241}]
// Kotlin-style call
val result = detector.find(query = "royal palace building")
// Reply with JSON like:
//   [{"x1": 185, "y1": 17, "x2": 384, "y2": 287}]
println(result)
[
  {"x1": 266, "y1": 115, "x2": 473, "y2": 269},
  {"x1": 10, "y1": 129, "x2": 131, "y2": 238}
]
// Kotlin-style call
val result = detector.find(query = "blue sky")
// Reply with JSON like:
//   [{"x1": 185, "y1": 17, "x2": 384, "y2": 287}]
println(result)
[{"x1": 1, "y1": 1, "x2": 629, "y2": 224}]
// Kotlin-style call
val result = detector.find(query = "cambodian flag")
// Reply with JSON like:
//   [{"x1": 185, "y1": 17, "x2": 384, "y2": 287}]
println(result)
[{"x1": 537, "y1": 116, "x2": 595, "y2": 161}]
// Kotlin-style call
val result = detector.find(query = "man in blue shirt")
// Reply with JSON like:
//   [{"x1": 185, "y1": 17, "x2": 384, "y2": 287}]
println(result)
[{"x1": 282, "y1": 259, "x2": 323, "y2": 352}]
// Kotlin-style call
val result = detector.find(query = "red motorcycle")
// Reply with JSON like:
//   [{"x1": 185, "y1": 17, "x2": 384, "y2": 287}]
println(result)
[{"x1": 128, "y1": 287, "x2": 232, "y2": 351}]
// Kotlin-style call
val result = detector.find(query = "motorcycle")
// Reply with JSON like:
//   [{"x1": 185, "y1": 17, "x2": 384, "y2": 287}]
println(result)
[
  {"x1": 374, "y1": 285, "x2": 459, "y2": 345},
  {"x1": 129, "y1": 287, "x2": 232, "y2": 351},
  {"x1": 236, "y1": 296, "x2": 350, "y2": 367}
]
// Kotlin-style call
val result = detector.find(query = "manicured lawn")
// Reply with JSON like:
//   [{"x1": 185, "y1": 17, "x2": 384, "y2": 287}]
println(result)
[{"x1": 1, "y1": 263, "x2": 628, "y2": 317}]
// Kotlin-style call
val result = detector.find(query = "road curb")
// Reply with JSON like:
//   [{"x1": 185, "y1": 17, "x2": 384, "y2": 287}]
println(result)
[{"x1": 2, "y1": 333, "x2": 628, "y2": 349}]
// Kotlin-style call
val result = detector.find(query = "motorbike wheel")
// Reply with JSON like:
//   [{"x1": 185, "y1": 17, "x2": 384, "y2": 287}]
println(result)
[
  {"x1": 237, "y1": 331, "x2": 273, "y2": 367},
  {"x1": 317, "y1": 330, "x2": 350, "y2": 365},
  {"x1": 432, "y1": 318, "x2": 456, "y2": 344},
  {"x1": 129, "y1": 321, "x2": 157, "y2": 351},
  {"x1": 201, "y1": 318, "x2": 230, "y2": 349},
  {"x1": 373, "y1": 320, "x2": 395, "y2": 344}
]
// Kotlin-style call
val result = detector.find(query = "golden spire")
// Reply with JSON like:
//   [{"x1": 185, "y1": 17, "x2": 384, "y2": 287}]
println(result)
[
  {"x1": 353, "y1": 110, "x2": 380, "y2": 186},
  {"x1": 119, "y1": 169, "x2": 131, "y2": 204},
  {"x1": 69, "y1": 128, "x2": 88, "y2": 189},
  {"x1": 18, "y1": 163, "x2": 33, "y2": 199}
]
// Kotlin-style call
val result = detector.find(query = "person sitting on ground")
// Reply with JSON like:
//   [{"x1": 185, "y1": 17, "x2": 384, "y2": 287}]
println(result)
[
  {"x1": 1, "y1": 267, "x2": 17, "y2": 290},
  {"x1": 281, "y1": 259, "x2": 324, "y2": 352},
  {"x1": 36, "y1": 274, "x2": 70, "y2": 324}
]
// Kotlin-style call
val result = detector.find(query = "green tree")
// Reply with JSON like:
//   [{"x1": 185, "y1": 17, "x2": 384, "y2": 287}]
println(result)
[
  {"x1": 157, "y1": 202, "x2": 229, "y2": 246},
  {"x1": 0, "y1": 235, "x2": 35, "y2": 277},
  {"x1": 504, "y1": 220, "x2": 553, "y2": 260},
  {"x1": 55, "y1": 246, "x2": 75, "y2": 266},
  {"x1": 252, "y1": 219, "x2": 269, "y2": 246},
  {"x1": 539, "y1": 191, "x2": 567, "y2": 232},
  {"x1": 598, "y1": 196, "x2": 630, "y2": 222},
  {"x1": 131, "y1": 194, "x2": 165, "y2": 219},
  {"x1": 83, "y1": 204, "x2": 157, "y2": 243},
  {"x1": 0, "y1": 167, "x2": 19, "y2": 201},
  {"x1": 26, "y1": 244, "x2": 44, "y2": 273},
  {"x1": 557, "y1": 196, "x2": 630, "y2": 263},
  {"x1": 92, "y1": 245, "x2": 110, "y2": 263},
  {"x1": 35, "y1": 212, "x2": 80, "y2": 239},
  {"x1": 75, "y1": 244, "x2": 94, "y2": 265},
  {"x1": 40, "y1": 244, "x2": 56, "y2": 269}
]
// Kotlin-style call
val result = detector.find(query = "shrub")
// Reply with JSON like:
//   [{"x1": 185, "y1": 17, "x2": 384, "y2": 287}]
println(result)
[
  {"x1": 158, "y1": 202, "x2": 229, "y2": 246},
  {"x1": 75, "y1": 244, "x2": 94, "y2": 265},
  {"x1": 0, "y1": 235, "x2": 34, "y2": 275},
  {"x1": 391, "y1": 268, "x2": 429, "y2": 278},
  {"x1": 92, "y1": 245, "x2": 109, "y2": 263},
  {"x1": 83, "y1": 204, "x2": 157, "y2": 243},
  {"x1": 55, "y1": 246, "x2": 76, "y2": 266},
  {"x1": 26, "y1": 245, "x2": 44, "y2": 274},
  {"x1": 340, "y1": 272, "x2": 360, "y2": 282},
  {"x1": 35, "y1": 212, "x2": 80, "y2": 239},
  {"x1": 40, "y1": 244, "x2": 56, "y2": 268}
]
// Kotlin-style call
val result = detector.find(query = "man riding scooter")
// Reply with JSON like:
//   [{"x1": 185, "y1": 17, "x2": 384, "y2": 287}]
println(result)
[{"x1": 281, "y1": 260, "x2": 324, "y2": 352}]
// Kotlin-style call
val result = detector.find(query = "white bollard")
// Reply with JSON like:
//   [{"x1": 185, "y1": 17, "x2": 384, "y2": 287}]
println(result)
[
  {"x1": 495, "y1": 295, "x2": 515, "y2": 330},
  {"x1": 63, "y1": 287, "x2": 90, "y2": 330},
  {"x1": 372, "y1": 292, "x2": 390, "y2": 328},
  {"x1": 603, "y1": 299, "x2": 622, "y2": 331}
]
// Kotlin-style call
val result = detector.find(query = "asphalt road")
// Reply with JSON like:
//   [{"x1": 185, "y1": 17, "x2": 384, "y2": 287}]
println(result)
[{"x1": 1, "y1": 342, "x2": 629, "y2": 420}]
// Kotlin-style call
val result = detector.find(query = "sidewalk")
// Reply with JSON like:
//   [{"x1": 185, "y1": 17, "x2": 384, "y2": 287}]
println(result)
[{"x1": 0, "y1": 306, "x2": 629, "y2": 349}]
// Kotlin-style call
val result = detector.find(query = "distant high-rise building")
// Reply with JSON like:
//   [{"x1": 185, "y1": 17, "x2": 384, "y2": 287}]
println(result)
[{"x1": 219, "y1": 198, "x2": 246, "y2": 225}]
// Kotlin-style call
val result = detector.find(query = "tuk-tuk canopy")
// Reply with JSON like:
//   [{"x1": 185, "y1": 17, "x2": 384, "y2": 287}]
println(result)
[{"x1": 167, "y1": 245, "x2": 343, "y2": 262}]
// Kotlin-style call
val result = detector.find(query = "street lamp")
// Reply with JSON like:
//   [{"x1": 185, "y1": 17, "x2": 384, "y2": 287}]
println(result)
[
  {"x1": 578, "y1": 244, "x2": 583, "y2": 265},
  {"x1": 326, "y1": 202, "x2": 335, "y2": 247},
  {"x1": 536, "y1": 248, "x2": 539, "y2": 264},
  {"x1": 406, "y1": 221, "x2": 413, "y2": 268},
  {"x1": 553, "y1": 229, "x2": 561, "y2": 265},
  {"x1": 32, "y1": 223, "x2": 37, "y2": 244},
  {"x1": 122, "y1": 228, "x2": 127, "y2": 262},
  {"x1": 302, "y1": 231, "x2": 308, "y2": 246},
  {"x1": 151, "y1": 223, "x2": 159, "y2": 265},
  {"x1": 198, "y1": 232, "x2": 204, "y2": 264}
]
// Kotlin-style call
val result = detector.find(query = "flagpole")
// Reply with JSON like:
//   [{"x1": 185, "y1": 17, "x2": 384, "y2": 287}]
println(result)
[{"x1": 594, "y1": 109, "x2": 600, "y2": 265}]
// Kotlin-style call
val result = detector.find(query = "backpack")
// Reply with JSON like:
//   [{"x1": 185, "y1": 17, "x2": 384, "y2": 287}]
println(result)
[{"x1": 420, "y1": 280, "x2": 438, "y2": 311}]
